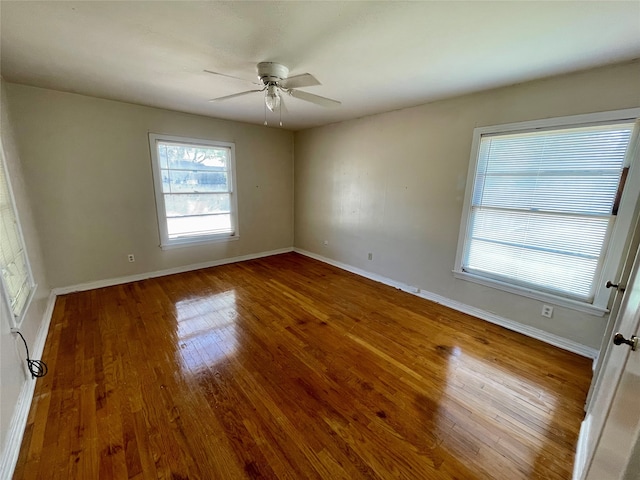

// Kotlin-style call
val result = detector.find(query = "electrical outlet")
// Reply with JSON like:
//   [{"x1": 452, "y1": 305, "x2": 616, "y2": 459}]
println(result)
[
  {"x1": 127, "y1": 254, "x2": 135, "y2": 263},
  {"x1": 541, "y1": 305, "x2": 553, "y2": 318},
  {"x1": 368, "y1": 253, "x2": 373, "y2": 260},
  {"x1": 323, "y1": 240, "x2": 329, "y2": 246}
]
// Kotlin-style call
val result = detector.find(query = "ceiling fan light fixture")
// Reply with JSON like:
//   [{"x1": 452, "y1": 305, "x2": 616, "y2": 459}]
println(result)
[
  {"x1": 206, "y1": 62, "x2": 341, "y2": 121},
  {"x1": 265, "y1": 84, "x2": 280, "y2": 112}
]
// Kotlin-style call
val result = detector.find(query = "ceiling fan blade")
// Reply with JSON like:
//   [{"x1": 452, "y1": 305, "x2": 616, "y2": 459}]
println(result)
[
  {"x1": 203, "y1": 70, "x2": 259, "y2": 85},
  {"x1": 288, "y1": 89, "x2": 341, "y2": 108},
  {"x1": 280, "y1": 73, "x2": 320, "y2": 89},
  {"x1": 209, "y1": 89, "x2": 264, "y2": 102}
]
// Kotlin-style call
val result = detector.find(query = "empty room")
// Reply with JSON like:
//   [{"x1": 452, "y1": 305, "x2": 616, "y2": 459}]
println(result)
[{"x1": 1, "y1": 1, "x2": 639, "y2": 479}]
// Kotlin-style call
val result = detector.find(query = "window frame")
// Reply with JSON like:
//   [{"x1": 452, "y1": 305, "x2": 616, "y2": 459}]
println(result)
[
  {"x1": 0, "y1": 138, "x2": 36, "y2": 328},
  {"x1": 454, "y1": 108, "x2": 640, "y2": 316},
  {"x1": 148, "y1": 133, "x2": 239, "y2": 250}
]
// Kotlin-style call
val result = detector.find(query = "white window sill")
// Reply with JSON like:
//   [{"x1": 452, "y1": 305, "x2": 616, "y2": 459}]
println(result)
[
  {"x1": 160, "y1": 234, "x2": 239, "y2": 250},
  {"x1": 452, "y1": 270, "x2": 608, "y2": 317}
]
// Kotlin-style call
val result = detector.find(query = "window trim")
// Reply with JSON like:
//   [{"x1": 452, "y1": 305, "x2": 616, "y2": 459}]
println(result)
[
  {"x1": 454, "y1": 108, "x2": 640, "y2": 316},
  {"x1": 0, "y1": 138, "x2": 36, "y2": 328},
  {"x1": 149, "y1": 133, "x2": 239, "y2": 250}
]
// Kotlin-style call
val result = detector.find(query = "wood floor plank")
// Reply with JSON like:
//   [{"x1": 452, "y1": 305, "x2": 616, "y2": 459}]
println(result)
[{"x1": 13, "y1": 252, "x2": 592, "y2": 479}]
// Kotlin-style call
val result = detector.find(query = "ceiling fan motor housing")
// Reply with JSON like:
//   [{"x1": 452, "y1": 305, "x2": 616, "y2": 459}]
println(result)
[{"x1": 257, "y1": 62, "x2": 289, "y2": 84}]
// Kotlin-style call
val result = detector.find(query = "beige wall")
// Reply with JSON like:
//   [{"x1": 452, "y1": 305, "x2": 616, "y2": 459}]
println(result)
[
  {"x1": 294, "y1": 60, "x2": 640, "y2": 349},
  {"x1": 4, "y1": 84, "x2": 294, "y2": 288},
  {"x1": 0, "y1": 80, "x2": 50, "y2": 467}
]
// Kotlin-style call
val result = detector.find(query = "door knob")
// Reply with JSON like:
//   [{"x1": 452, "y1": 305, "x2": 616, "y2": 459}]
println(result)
[{"x1": 613, "y1": 333, "x2": 638, "y2": 351}]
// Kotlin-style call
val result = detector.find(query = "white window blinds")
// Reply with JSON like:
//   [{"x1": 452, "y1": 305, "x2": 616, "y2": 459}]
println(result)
[
  {"x1": 0, "y1": 147, "x2": 33, "y2": 320},
  {"x1": 462, "y1": 122, "x2": 634, "y2": 302}
]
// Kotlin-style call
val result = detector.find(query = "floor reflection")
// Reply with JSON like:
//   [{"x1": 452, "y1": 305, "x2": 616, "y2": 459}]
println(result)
[
  {"x1": 436, "y1": 347, "x2": 559, "y2": 477},
  {"x1": 174, "y1": 290, "x2": 238, "y2": 375}
]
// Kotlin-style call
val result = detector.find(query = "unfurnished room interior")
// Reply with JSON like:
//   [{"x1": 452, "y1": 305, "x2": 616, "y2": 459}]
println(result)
[{"x1": 0, "y1": 2, "x2": 639, "y2": 479}]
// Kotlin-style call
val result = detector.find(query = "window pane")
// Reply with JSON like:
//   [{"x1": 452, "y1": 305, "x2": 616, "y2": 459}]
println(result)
[
  {"x1": 164, "y1": 194, "x2": 230, "y2": 217},
  {"x1": 0, "y1": 208, "x2": 22, "y2": 266},
  {"x1": 477, "y1": 174, "x2": 622, "y2": 215},
  {"x1": 474, "y1": 125, "x2": 631, "y2": 215},
  {"x1": 466, "y1": 239, "x2": 599, "y2": 300},
  {"x1": 464, "y1": 121, "x2": 634, "y2": 301},
  {"x1": 151, "y1": 135, "x2": 237, "y2": 247},
  {"x1": 0, "y1": 151, "x2": 32, "y2": 319},
  {"x1": 466, "y1": 208, "x2": 611, "y2": 300},
  {"x1": 469, "y1": 209, "x2": 609, "y2": 259},
  {"x1": 159, "y1": 142, "x2": 229, "y2": 171},
  {"x1": 11, "y1": 276, "x2": 30, "y2": 315},
  {"x1": 3, "y1": 254, "x2": 29, "y2": 310},
  {"x1": 158, "y1": 143, "x2": 168, "y2": 169},
  {"x1": 478, "y1": 128, "x2": 631, "y2": 174},
  {"x1": 163, "y1": 170, "x2": 229, "y2": 193},
  {"x1": 167, "y1": 214, "x2": 232, "y2": 238}
]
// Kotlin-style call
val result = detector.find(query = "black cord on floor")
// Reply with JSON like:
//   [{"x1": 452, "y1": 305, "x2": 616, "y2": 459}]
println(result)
[{"x1": 13, "y1": 330, "x2": 48, "y2": 379}]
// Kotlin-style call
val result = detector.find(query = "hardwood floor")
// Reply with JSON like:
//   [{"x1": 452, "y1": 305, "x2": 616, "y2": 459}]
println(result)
[{"x1": 13, "y1": 252, "x2": 592, "y2": 479}]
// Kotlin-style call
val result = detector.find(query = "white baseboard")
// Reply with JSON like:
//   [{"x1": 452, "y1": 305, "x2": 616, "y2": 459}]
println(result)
[
  {"x1": 294, "y1": 248, "x2": 598, "y2": 359},
  {"x1": 573, "y1": 416, "x2": 592, "y2": 480},
  {"x1": 0, "y1": 380, "x2": 32, "y2": 480},
  {"x1": 53, "y1": 247, "x2": 294, "y2": 295},
  {"x1": 0, "y1": 290, "x2": 56, "y2": 480}
]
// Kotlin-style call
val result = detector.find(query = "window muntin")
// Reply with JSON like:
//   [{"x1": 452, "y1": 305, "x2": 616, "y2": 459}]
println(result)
[
  {"x1": 0, "y1": 142, "x2": 35, "y2": 325},
  {"x1": 457, "y1": 119, "x2": 637, "y2": 308},
  {"x1": 149, "y1": 134, "x2": 238, "y2": 248}
]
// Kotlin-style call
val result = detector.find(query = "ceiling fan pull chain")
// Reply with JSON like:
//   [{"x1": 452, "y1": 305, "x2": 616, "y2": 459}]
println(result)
[
  {"x1": 263, "y1": 97, "x2": 267, "y2": 126},
  {"x1": 279, "y1": 101, "x2": 283, "y2": 127}
]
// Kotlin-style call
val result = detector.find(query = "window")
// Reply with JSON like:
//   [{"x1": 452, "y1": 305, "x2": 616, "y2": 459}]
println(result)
[
  {"x1": 0, "y1": 141, "x2": 35, "y2": 326},
  {"x1": 149, "y1": 134, "x2": 239, "y2": 249},
  {"x1": 455, "y1": 110, "x2": 640, "y2": 314}
]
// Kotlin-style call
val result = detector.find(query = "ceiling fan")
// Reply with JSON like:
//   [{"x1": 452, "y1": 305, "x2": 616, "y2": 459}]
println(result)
[{"x1": 205, "y1": 62, "x2": 341, "y2": 126}]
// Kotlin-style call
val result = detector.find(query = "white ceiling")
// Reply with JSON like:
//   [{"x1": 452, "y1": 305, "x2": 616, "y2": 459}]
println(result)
[{"x1": 1, "y1": 1, "x2": 639, "y2": 130}]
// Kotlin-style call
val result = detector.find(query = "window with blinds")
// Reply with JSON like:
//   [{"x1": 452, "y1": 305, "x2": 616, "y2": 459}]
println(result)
[
  {"x1": 458, "y1": 120, "x2": 636, "y2": 305},
  {"x1": 149, "y1": 134, "x2": 238, "y2": 249},
  {"x1": 0, "y1": 145, "x2": 34, "y2": 323}
]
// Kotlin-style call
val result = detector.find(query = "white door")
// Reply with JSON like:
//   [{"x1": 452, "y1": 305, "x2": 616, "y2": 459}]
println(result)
[
  {"x1": 586, "y1": 214, "x2": 640, "y2": 411},
  {"x1": 575, "y1": 243, "x2": 640, "y2": 479}
]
